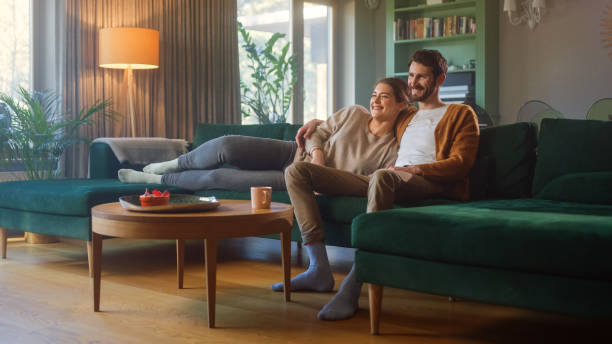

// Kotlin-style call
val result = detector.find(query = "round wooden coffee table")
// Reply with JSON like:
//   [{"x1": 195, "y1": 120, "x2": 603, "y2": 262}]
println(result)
[{"x1": 91, "y1": 199, "x2": 294, "y2": 328}]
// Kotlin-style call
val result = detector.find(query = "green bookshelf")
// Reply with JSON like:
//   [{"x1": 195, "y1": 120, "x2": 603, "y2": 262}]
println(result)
[{"x1": 386, "y1": 0, "x2": 499, "y2": 122}]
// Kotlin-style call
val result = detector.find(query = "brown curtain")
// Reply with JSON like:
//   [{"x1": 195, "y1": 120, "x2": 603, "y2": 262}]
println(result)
[{"x1": 64, "y1": 0, "x2": 240, "y2": 177}]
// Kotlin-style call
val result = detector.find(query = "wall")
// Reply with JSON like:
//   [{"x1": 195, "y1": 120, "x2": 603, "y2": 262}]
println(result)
[
  {"x1": 354, "y1": 0, "x2": 388, "y2": 108},
  {"x1": 335, "y1": 0, "x2": 356, "y2": 108},
  {"x1": 498, "y1": 0, "x2": 612, "y2": 123}
]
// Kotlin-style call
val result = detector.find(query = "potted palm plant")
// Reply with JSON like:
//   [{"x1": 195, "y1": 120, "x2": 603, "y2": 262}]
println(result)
[{"x1": 0, "y1": 87, "x2": 117, "y2": 180}]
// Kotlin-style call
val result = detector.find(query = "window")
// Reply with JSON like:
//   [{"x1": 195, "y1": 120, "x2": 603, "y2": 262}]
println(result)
[
  {"x1": 238, "y1": 0, "x2": 334, "y2": 124},
  {"x1": 0, "y1": 0, "x2": 31, "y2": 98},
  {"x1": 303, "y1": 2, "x2": 332, "y2": 123},
  {"x1": 0, "y1": 0, "x2": 30, "y2": 175}
]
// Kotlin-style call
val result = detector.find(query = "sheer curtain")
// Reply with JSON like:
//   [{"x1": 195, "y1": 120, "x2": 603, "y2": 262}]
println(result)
[{"x1": 64, "y1": 0, "x2": 240, "y2": 177}]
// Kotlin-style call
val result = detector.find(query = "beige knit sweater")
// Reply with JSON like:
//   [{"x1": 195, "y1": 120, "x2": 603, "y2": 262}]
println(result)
[{"x1": 299, "y1": 105, "x2": 398, "y2": 176}]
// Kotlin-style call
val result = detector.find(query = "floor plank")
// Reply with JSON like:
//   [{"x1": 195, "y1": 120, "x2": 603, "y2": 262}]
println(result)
[{"x1": 0, "y1": 237, "x2": 610, "y2": 344}]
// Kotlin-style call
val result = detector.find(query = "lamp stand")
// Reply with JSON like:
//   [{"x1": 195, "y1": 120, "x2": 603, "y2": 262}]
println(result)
[{"x1": 126, "y1": 66, "x2": 136, "y2": 137}]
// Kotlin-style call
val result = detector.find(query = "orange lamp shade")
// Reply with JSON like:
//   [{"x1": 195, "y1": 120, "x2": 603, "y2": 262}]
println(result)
[{"x1": 98, "y1": 27, "x2": 159, "y2": 69}]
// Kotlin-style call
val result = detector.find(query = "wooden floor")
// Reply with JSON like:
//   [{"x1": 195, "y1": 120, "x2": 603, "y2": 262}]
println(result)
[{"x1": 1, "y1": 237, "x2": 610, "y2": 344}]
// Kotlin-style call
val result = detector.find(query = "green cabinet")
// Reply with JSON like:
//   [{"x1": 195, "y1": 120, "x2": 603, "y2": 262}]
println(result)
[{"x1": 386, "y1": 0, "x2": 499, "y2": 122}]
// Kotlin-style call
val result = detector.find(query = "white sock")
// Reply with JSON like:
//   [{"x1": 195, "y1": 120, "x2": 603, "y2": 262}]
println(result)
[
  {"x1": 143, "y1": 158, "x2": 180, "y2": 175},
  {"x1": 118, "y1": 169, "x2": 162, "y2": 184}
]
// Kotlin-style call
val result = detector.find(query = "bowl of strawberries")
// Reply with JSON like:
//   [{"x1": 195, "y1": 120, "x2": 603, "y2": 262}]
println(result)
[{"x1": 139, "y1": 188, "x2": 170, "y2": 207}]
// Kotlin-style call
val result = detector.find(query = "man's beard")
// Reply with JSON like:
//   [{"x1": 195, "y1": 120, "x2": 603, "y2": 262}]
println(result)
[{"x1": 409, "y1": 81, "x2": 435, "y2": 102}]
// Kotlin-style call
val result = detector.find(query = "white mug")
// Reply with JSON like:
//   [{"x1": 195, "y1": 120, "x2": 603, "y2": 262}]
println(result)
[{"x1": 251, "y1": 186, "x2": 272, "y2": 209}]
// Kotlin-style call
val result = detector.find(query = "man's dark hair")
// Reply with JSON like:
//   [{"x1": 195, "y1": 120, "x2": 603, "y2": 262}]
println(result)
[{"x1": 409, "y1": 49, "x2": 448, "y2": 80}]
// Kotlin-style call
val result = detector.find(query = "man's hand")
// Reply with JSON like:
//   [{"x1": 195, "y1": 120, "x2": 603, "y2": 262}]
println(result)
[
  {"x1": 388, "y1": 165, "x2": 424, "y2": 176},
  {"x1": 310, "y1": 148, "x2": 325, "y2": 167},
  {"x1": 296, "y1": 119, "x2": 324, "y2": 149}
]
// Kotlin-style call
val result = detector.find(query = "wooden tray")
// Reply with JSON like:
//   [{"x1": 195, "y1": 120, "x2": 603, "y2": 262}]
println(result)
[{"x1": 119, "y1": 194, "x2": 220, "y2": 213}]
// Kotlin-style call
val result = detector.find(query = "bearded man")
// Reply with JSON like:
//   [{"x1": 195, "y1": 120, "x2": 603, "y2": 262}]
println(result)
[{"x1": 274, "y1": 49, "x2": 480, "y2": 321}]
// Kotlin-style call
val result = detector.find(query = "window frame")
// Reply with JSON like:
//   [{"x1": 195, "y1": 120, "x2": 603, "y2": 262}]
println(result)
[{"x1": 291, "y1": 0, "x2": 336, "y2": 124}]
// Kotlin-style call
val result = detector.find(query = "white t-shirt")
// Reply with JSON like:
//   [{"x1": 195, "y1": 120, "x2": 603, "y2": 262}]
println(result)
[{"x1": 395, "y1": 105, "x2": 449, "y2": 167}]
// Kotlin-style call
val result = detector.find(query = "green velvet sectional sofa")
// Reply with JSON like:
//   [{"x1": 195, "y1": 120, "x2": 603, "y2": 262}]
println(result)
[
  {"x1": 353, "y1": 118, "x2": 612, "y2": 334},
  {"x1": 3, "y1": 117, "x2": 610, "y2": 329}
]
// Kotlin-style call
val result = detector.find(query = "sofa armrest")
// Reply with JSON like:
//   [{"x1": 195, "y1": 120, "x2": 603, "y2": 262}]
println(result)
[
  {"x1": 88, "y1": 142, "x2": 145, "y2": 179},
  {"x1": 89, "y1": 142, "x2": 121, "y2": 179}
]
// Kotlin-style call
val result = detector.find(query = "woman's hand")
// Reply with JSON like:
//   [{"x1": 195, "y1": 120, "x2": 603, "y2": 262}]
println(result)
[
  {"x1": 296, "y1": 119, "x2": 324, "y2": 149},
  {"x1": 388, "y1": 165, "x2": 424, "y2": 176},
  {"x1": 310, "y1": 148, "x2": 325, "y2": 167}
]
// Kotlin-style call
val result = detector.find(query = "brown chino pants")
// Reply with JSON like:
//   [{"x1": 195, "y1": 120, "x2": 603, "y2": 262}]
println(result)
[{"x1": 285, "y1": 161, "x2": 445, "y2": 244}]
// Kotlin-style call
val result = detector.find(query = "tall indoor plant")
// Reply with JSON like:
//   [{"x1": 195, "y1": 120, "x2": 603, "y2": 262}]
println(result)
[
  {"x1": 0, "y1": 87, "x2": 117, "y2": 179},
  {"x1": 238, "y1": 22, "x2": 297, "y2": 124}
]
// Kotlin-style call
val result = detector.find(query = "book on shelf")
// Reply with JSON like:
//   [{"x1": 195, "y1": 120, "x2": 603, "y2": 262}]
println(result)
[
  {"x1": 439, "y1": 74, "x2": 475, "y2": 104},
  {"x1": 394, "y1": 15, "x2": 476, "y2": 41},
  {"x1": 440, "y1": 85, "x2": 470, "y2": 103}
]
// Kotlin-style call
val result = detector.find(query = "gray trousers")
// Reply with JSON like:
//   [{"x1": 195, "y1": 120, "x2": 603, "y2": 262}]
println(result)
[{"x1": 161, "y1": 135, "x2": 298, "y2": 191}]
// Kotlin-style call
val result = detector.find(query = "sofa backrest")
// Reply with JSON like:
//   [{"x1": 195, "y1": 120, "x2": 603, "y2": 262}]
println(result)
[
  {"x1": 532, "y1": 118, "x2": 612, "y2": 196},
  {"x1": 469, "y1": 122, "x2": 538, "y2": 200},
  {"x1": 192, "y1": 123, "x2": 302, "y2": 148}
]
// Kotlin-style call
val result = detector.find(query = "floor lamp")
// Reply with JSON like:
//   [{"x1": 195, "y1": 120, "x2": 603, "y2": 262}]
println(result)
[{"x1": 98, "y1": 27, "x2": 159, "y2": 137}]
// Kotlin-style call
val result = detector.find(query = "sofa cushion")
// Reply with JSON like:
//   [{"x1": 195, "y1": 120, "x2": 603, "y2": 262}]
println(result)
[
  {"x1": 192, "y1": 123, "x2": 289, "y2": 148},
  {"x1": 314, "y1": 195, "x2": 456, "y2": 224},
  {"x1": 473, "y1": 122, "x2": 537, "y2": 199},
  {"x1": 532, "y1": 118, "x2": 612, "y2": 195},
  {"x1": 352, "y1": 198, "x2": 612, "y2": 281},
  {"x1": 535, "y1": 172, "x2": 612, "y2": 205},
  {"x1": 0, "y1": 179, "x2": 189, "y2": 216},
  {"x1": 315, "y1": 195, "x2": 370, "y2": 223},
  {"x1": 468, "y1": 154, "x2": 493, "y2": 201}
]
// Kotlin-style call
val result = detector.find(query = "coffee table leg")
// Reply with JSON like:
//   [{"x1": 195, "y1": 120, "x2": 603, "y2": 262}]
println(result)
[
  {"x1": 93, "y1": 232, "x2": 103, "y2": 312},
  {"x1": 176, "y1": 239, "x2": 185, "y2": 289},
  {"x1": 281, "y1": 230, "x2": 291, "y2": 302},
  {"x1": 204, "y1": 238, "x2": 217, "y2": 328}
]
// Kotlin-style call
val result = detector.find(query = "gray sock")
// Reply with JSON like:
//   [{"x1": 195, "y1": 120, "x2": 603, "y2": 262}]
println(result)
[
  {"x1": 317, "y1": 264, "x2": 362, "y2": 321},
  {"x1": 118, "y1": 169, "x2": 162, "y2": 184},
  {"x1": 271, "y1": 242, "x2": 334, "y2": 292}
]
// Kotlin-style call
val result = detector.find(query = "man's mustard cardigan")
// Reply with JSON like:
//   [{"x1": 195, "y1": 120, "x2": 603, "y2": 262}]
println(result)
[{"x1": 394, "y1": 104, "x2": 480, "y2": 201}]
